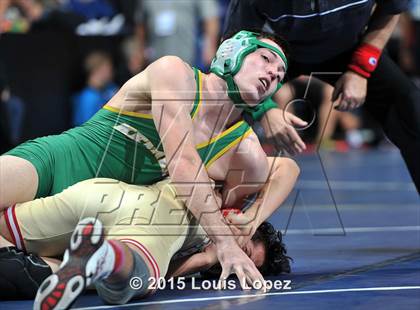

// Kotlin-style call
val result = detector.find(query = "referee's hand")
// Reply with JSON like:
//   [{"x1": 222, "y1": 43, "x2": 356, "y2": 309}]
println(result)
[{"x1": 333, "y1": 71, "x2": 367, "y2": 111}]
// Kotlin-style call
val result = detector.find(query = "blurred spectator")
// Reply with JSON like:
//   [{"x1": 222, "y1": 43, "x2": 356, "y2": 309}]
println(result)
[
  {"x1": 61, "y1": 0, "x2": 118, "y2": 35},
  {"x1": 118, "y1": 36, "x2": 145, "y2": 82},
  {"x1": 399, "y1": 1, "x2": 420, "y2": 78},
  {"x1": 72, "y1": 51, "x2": 117, "y2": 126},
  {"x1": 0, "y1": 75, "x2": 12, "y2": 153},
  {"x1": 0, "y1": 105, "x2": 12, "y2": 154},
  {"x1": 218, "y1": 0, "x2": 230, "y2": 29},
  {"x1": 0, "y1": 74, "x2": 25, "y2": 150},
  {"x1": 276, "y1": 76, "x2": 366, "y2": 150},
  {"x1": 0, "y1": 0, "x2": 139, "y2": 35},
  {"x1": 0, "y1": 0, "x2": 53, "y2": 33},
  {"x1": 134, "y1": 0, "x2": 220, "y2": 69},
  {"x1": 61, "y1": 0, "x2": 115, "y2": 20}
]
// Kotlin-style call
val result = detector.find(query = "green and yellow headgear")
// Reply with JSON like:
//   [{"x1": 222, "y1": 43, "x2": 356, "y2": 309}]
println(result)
[{"x1": 210, "y1": 30, "x2": 288, "y2": 120}]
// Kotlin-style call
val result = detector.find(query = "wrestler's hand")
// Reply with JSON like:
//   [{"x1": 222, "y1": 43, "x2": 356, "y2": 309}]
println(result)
[
  {"x1": 225, "y1": 211, "x2": 254, "y2": 248},
  {"x1": 202, "y1": 243, "x2": 218, "y2": 267},
  {"x1": 332, "y1": 71, "x2": 367, "y2": 111},
  {"x1": 216, "y1": 240, "x2": 267, "y2": 292},
  {"x1": 260, "y1": 108, "x2": 307, "y2": 155}
]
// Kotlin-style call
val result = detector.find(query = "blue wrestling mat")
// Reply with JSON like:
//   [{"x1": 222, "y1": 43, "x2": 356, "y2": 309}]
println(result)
[{"x1": 2, "y1": 147, "x2": 419, "y2": 310}]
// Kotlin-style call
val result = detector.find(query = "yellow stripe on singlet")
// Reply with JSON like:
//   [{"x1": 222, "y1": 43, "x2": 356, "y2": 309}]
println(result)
[
  {"x1": 205, "y1": 128, "x2": 253, "y2": 168},
  {"x1": 196, "y1": 120, "x2": 247, "y2": 149},
  {"x1": 190, "y1": 69, "x2": 203, "y2": 120},
  {"x1": 103, "y1": 105, "x2": 154, "y2": 119}
]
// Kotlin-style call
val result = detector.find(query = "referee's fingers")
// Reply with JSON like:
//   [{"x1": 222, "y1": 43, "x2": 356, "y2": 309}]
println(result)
[
  {"x1": 332, "y1": 81, "x2": 343, "y2": 102},
  {"x1": 336, "y1": 97, "x2": 350, "y2": 111}
]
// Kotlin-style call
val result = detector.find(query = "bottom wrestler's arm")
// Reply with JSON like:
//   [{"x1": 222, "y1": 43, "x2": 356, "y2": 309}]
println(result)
[
  {"x1": 166, "y1": 244, "x2": 218, "y2": 278},
  {"x1": 167, "y1": 155, "x2": 300, "y2": 278},
  {"x1": 229, "y1": 157, "x2": 300, "y2": 242},
  {"x1": 245, "y1": 157, "x2": 299, "y2": 230}
]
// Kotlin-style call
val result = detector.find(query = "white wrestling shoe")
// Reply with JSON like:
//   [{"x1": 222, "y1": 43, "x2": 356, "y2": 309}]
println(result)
[{"x1": 33, "y1": 217, "x2": 112, "y2": 310}]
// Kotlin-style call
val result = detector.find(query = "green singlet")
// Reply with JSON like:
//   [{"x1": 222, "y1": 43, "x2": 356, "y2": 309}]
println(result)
[{"x1": 4, "y1": 68, "x2": 252, "y2": 198}]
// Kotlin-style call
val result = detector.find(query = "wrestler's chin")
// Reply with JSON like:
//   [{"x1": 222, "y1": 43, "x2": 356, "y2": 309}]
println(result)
[{"x1": 241, "y1": 87, "x2": 261, "y2": 107}]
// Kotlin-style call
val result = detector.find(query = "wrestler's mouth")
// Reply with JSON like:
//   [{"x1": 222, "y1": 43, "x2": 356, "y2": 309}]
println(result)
[{"x1": 259, "y1": 77, "x2": 270, "y2": 92}]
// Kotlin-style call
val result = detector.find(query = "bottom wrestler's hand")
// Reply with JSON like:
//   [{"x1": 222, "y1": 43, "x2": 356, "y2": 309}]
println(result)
[
  {"x1": 224, "y1": 211, "x2": 254, "y2": 248},
  {"x1": 216, "y1": 240, "x2": 267, "y2": 292}
]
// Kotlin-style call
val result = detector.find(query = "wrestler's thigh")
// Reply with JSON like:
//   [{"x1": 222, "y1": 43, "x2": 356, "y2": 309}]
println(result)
[{"x1": 108, "y1": 181, "x2": 190, "y2": 277}]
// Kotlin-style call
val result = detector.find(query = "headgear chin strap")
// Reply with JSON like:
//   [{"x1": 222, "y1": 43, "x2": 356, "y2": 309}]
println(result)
[{"x1": 210, "y1": 30, "x2": 288, "y2": 116}]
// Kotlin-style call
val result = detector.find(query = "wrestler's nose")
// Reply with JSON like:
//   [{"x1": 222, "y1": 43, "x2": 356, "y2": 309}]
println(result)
[{"x1": 268, "y1": 69, "x2": 277, "y2": 82}]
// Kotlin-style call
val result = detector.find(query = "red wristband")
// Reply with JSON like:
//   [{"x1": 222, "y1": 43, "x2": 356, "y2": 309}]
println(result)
[{"x1": 348, "y1": 43, "x2": 382, "y2": 78}]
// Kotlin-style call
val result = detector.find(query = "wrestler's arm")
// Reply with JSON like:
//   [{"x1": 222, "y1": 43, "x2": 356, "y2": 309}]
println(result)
[
  {"x1": 168, "y1": 153, "x2": 300, "y2": 278},
  {"x1": 148, "y1": 57, "x2": 265, "y2": 287},
  {"x1": 221, "y1": 130, "x2": 299, "y2": 243},
  {"x1": 241, "y1": 156, "x2": 299, "y2": 233},
  {"x1": 222, "y1": 131, "x2": 269, "y2": 207},
  {"x1": 166, "y1": 244, "x2": 218, "y2": 278},
  {"x1": 222, "y1": 132, "x2": 299, "y2": 231}
]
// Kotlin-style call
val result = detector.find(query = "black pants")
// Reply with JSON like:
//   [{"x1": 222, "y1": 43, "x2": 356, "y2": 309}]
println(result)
[{"x1": 288, "y1": 50, "x2": 420, "y2": 194}]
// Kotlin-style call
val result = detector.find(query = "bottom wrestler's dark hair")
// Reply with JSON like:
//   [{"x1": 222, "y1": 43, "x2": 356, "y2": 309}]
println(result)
[
  {"x1": 201, "y1": 221, "x2": 292, "y2": 278},
  {"x1": 252, "y1": 221, "x2": 291, "y2": 275}
]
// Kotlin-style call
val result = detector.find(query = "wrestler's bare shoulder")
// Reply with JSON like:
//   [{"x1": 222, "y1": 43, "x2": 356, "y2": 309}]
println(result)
[{"x1": 105, "y1": 56, "x2": 195, "y2": 113}]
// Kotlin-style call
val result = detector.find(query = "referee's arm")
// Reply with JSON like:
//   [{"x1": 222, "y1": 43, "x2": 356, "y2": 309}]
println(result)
[
  {"x1": 361, "y1": 1, "x2": 408, "y2": 52},
  {"x1": 333, "y1": 0, "x2": 409, "y2": 110}
]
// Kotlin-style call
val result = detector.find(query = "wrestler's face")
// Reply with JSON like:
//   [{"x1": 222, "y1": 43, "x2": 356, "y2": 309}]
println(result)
[
  {"x1": 234, "y1": 38, "x2": 286, "y2": 107},
  {"x1": 243, "y1": 239, "x2": 266, "y2": 268}
]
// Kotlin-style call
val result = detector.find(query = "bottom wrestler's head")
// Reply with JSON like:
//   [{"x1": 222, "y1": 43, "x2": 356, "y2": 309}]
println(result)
[
  {"x1": 202, "y1": 221, "x2": 291, "y2": 278},
  {"x1": 249, "y1": 221, "x2": 291, "y2": 275}
]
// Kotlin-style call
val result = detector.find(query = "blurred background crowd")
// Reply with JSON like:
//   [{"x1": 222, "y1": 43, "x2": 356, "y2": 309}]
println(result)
[{"x1": 0, "y1": 0, "x2": 419, "y2": 154}]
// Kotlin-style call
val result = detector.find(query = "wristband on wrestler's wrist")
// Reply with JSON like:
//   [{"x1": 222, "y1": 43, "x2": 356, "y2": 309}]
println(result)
[
  {"x1": 348, "y1": 43, "x2": 382, "y2": 78},
  {"x1": 248, "y1": 97, "x2": 279, "y2": 121}
]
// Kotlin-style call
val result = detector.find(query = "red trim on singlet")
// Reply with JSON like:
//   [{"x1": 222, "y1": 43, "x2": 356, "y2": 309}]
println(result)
[{"x1": 119, "y1": 238, "x2": 160, "y2": 279}]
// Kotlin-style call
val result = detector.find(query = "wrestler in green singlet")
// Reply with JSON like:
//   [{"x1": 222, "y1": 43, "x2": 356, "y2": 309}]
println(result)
[{"x1": 5, "y1": 68, "x2": 251, "y2": 198}]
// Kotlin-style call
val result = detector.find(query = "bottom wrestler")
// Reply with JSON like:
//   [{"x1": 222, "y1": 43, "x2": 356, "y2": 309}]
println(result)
[{"x1": 0, "y1": 178, "x2": 291, "y2": 309}]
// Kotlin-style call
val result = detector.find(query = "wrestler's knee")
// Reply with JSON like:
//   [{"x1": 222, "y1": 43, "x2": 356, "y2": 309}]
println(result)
[
  {"x1": 95, "y1": 249, "x2": 152, "y2": 304},
  {"x1": 278, "y1": 157, "x2": 300, "y2": 179}
]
